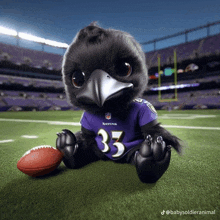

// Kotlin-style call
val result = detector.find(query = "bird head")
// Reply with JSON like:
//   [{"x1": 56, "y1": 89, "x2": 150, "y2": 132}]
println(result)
[{"x1": 62, "y1": 22, "x2": 148, "y2": 113}]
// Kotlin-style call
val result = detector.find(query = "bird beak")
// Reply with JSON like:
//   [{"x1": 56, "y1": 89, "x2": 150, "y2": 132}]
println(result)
[{"x1": 76, "y1": 69, "x2": 133, "y2": 107}]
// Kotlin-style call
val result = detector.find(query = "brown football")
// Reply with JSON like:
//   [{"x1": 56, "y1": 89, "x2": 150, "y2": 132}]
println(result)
[{"x1": 17, "y1": 145, "x2": 63, "y2": 177}]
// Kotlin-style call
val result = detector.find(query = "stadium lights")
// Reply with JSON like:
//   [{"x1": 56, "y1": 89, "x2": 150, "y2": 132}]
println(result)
[
  {"x1": 0, "y1": 26, "x2": 17, "y2": 37},
  {"x1": 0, "y1": 25, "x2": 69, "y2": 49},
  {"x1": 18, "y1": 32, "x2": 45, "y2": 44},
  {"x1": 18, "y1": 32, "x2": 69, "y2": 48},
  {"x1": 44, "y1": 39, "x2": 69, "y2": 48}
]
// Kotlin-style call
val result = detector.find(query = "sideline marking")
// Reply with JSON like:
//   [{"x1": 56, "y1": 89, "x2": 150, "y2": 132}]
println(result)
[
  {"x1": 0, "y1": 118, "x2": 80, "y2": 126},
  {"x1": 160, "y1": 114, "x2": 217, "y2": 119},
  {"x1": 0, "y1": 139, "x2": 14, "y2": 143},
  {"x1": 163, "y1": 125, "x2": 220, "y2": 130},
  {"x1": 0, "y1": 118, "x2": 219, "y2": 130}
]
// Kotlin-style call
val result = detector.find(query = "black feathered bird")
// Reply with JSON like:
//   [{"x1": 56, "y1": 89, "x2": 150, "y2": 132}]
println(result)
[{"x1": 56, "y1": 22, "x2": 184, "y2": 183}]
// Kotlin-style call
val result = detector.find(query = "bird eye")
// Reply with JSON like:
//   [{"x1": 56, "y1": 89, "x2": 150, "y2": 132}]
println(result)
[
  {"x1": 116, "y1": 62, "x2": 132, "y2": 77},
  {"x1": 72, "y1": 70, "x2": 85, "y2": 88}
]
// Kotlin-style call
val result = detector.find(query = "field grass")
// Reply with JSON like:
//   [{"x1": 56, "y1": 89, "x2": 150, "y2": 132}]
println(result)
[{"x1": 0, "y1": 109, "x2": 219, "y2": 220}]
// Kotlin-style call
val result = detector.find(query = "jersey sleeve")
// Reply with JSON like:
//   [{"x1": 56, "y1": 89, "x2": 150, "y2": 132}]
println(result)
[
  {"x1": 80, "y1": 112, "x2": 93, "y2": 131},
  {"x1": 138, "y1": 100, "x2": 158, "y2": 131}
]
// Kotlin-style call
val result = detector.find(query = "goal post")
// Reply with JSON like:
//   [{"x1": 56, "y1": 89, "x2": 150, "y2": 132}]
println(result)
[{"x1": 158, "y1": 49, "x2": 178, "y2": 102}]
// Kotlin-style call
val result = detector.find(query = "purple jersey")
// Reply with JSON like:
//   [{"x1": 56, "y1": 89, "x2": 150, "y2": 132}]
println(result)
[{"x1": 80, "y1": 98, "x2": 158, "y2": 160}]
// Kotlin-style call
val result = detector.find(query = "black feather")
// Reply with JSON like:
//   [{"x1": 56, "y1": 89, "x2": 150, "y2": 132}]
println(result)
[{"x1": 143, "y1": 123, "x2": 184, "y2": 154}]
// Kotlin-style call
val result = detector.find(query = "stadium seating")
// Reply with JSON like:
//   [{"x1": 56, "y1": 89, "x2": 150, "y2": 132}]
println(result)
[
  {"x1": 146, "y1": 33, "x2": 220, "y2": 68},
  {"x1": 0, "y1": 89, "x2": 72, "y2": 111},
  {"x1": 144, "y1": 89, "x2": 220, "y2": 109},
  {"x1": 0, "y1": 42, "x2": 62, "y2": 70},
  {"x1": 200, "y1": 34, "x2": 220, "y2": 55},
  {"x1": 0, "y1": 32, "x2": 219, "y2": 111},
  {"x1": 0, "y1": 74, "x2": 63, "y2": 89}
]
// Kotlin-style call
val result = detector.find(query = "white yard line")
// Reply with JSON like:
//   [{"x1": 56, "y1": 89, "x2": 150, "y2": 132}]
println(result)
[
  {"x1": 0, "y1": 118, "x2": 80, "y2": 126},
  {"x1": 0, "y1": 139, "x2": 14, "y2": 143},
  {"x1": 0, "y1": 118, "x2": 219, "y2": 130},
  {"x1": 160, "y1": 114, "x2": 217, "y2": 119},
  {"x1": 21, "y1": 135, "x2": 39, "y2": 139},
  {"x1": 162, "y1": 125, "x2": 220, "y2": 130}
]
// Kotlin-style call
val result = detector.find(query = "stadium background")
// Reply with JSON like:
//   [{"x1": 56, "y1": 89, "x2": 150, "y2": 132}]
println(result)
[
  {"x1": 0, "y1": 12, "x2": 220, "y2": 220},
  {"x1": 0, "y1": 21, "x2": 220, "y2": 111}
]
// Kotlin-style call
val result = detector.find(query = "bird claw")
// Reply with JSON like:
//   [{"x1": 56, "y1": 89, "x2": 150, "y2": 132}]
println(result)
[{"x1": 156, "y1": 136, "x2": 163, "y2": 144}]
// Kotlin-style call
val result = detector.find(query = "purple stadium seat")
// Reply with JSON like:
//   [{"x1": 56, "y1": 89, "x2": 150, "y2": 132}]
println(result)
[
  {"x1": 48, "y1": 99, "x2": 70, "y2": 107},
  {"x1": 33, "y1": 79, "x2": 53, "y2": 88},
  {"x1": 200, "y1": 34, "x2": 220, "y2": 55},
  {"x1": 145, "y1": 33, "x2": 220, "y2": 67},
  {"x1": 32, "y1": 99, "x2": 52, "y2": 107},
  {"x1": 0, "y1": 75, "x2": 10, "y2": 84},
  {"x1": 4, "y1": 97, "x2": 35, "y2": 106},
  {"x1": 4, "y1": 91, "x2": 20, "y2": 96},
  {"x1": 0, "y1": 42, "x2": 63, "y2": 70}
]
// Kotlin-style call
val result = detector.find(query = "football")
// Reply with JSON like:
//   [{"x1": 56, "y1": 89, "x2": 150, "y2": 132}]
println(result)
[{"x1": 17, "y1": 145, "x2": 63, "y2": 177}]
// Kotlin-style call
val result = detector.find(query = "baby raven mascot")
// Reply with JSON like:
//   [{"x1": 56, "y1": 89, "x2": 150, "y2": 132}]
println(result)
[{"x1": 56, "y1": 22, "x2": 183, "y2": 183}]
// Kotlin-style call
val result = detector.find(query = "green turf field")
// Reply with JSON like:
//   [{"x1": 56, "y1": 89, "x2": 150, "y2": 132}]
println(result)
[{"x1": 0, "y1": 110, "x2": 219, "y2": 220}]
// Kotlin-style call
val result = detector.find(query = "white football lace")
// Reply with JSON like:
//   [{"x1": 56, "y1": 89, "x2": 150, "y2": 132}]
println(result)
[{"x1": 22, "y1": 145, "x2": 55, "y2": 157}]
